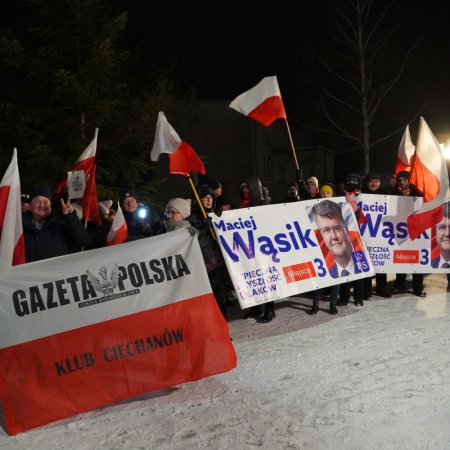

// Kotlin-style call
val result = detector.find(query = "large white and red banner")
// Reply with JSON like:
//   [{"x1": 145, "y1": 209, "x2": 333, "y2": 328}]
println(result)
[
  {"x1": 357, "y1": 194, "x2": 450, "y2": 273},
  {"x1": 211, "y1": 198, "x2": 375, "y2": 309},
  {"x1": 0, "y1": 229, "x2": 236, "y2": 435}
]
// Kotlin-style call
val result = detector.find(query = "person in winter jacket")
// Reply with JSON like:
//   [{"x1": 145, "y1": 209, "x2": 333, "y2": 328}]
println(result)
[
  {"x1": 188, "y1": 185, "x2": 229, "y2": 319},
  {"x1": 280, "y1": 181, "x2": 301, "y2": 203},
  {"x1": 242, "y1": 176, "x2": 276, "y2": 323},
  {"x1": 390, "y1": 171, "x2": 426, "y2": 297},
  {"x1": 23, "y1": 186, "x2": 92, "y2": 263},
  {"x1": 119, "y1": 189, "x2": 165, "y2": 241},
  {"x1": 361, "y1": 172, "x2": 391, "y2": 298}
]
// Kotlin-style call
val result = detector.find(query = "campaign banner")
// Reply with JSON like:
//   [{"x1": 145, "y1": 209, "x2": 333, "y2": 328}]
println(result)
[
  {"x1": 357, "y1": 194, "x2": 450, "y2": 273},
  {"x1": 0, "y1": 229, "x2": 236, "y2": 435},
  {"x1": 211, "y1": 198, "x2": 375, "y2": 309}
]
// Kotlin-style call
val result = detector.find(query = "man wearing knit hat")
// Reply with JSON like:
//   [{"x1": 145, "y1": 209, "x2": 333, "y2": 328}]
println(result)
[
  {"x1": 119, "y1": 188, "x2": 164, "y2": 240},
  {"x1": 362, "y1": 172, "x2": 388, "y2": 195},
  {"x1": 281, "y1": 181, "x2": 301, "y2": 203},
  {"x1": 22, "y1": 185, "x2": 92, "y2": 262}
]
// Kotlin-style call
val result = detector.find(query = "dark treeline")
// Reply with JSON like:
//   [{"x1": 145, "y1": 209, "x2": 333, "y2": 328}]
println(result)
[{"x1": 0, "y1": 0, "x2": 195, "y2": 202}]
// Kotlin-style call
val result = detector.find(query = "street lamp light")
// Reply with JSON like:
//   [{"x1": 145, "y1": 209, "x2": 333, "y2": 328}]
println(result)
[{"x1": 440, "y1": 142, "x2": 450, "y2": 160}]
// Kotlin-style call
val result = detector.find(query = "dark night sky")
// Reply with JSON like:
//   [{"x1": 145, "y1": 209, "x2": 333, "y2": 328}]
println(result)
[
  {"x1": 122, "y1": 3, "x2": 448, "y2": 99},
  {"x1": 118, "y1": 0, "x2": 450, "y2": 173},
  {"x1": 3, "y1": 0, "x2": 450, "y2": 173}
]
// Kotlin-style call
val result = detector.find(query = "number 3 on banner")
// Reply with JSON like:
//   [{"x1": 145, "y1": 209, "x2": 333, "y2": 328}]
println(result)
[
  {"x1": 420, "y1": 249, "x2": 429, "y2": 265},
  {"x1": 314, "y1": 258, "x2": 327, "y2": 277}
]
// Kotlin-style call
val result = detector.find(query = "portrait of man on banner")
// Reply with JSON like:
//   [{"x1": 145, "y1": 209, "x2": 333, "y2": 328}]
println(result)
[
  {"x1": 431, "y1": 201, "x2": 450, "y2": 269},
  {"x1": 308, "y1": 199, "x2": 370, "y2": 278}
]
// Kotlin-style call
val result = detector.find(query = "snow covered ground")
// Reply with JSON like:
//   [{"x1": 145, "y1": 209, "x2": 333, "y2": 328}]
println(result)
[{"x1": 2, "y1": 273, "x2": 450, "y2": 450}]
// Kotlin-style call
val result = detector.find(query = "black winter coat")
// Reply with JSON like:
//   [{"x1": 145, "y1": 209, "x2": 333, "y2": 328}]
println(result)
[
  {"x1": 23, "y1": 211, "x2": 92, "y2": 263},
  {"x1": 188, "y1": 207, "x2": 225, "y2": 275},
  {"x1": 390, "y1": 183, "x2": 422, "y2": 197}
]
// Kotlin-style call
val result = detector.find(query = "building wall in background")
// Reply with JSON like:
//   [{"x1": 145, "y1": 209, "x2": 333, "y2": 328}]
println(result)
[{"x1": 153, "y1": 101, "x2": 334, "y2": 208}]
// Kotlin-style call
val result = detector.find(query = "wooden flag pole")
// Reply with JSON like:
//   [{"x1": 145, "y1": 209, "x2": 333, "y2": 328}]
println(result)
[
  {"x1": 284, "y1": 118, "x2": 301, "y2": 177},
  {"x1": 186, "y1": 174, "x2": 217, "y2": 240}
]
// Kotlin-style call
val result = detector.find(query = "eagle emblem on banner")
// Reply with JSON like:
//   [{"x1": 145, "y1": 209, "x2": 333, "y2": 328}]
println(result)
[{"x1": 86, "y1": 265, "x2": 120, "y2": 296}]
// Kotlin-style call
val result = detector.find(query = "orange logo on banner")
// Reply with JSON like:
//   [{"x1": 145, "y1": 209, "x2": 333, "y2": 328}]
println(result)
[
  {"x1": 393, "y1": 250, "x2": 419, "y2": 264},
  {"x1": 283, "y1": 261, "x2": 316, "y2": 283}
]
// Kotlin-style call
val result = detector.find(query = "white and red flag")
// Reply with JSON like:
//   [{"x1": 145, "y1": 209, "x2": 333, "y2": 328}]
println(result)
[
  {"x1": 57, "y1": 128, "x2": 101, "y2": 223},
  {"x1": 106, "y1": 202, "x2": 128, "y2": 245},
  {"x1": 407, "y1": 117, "x2": 450, "y2": 239},
  {"x1": 229, "y1": 76, "x2": 287, "y2": 127},
  {"x1": 82, "y1": 164, "x2": 101, "y2": 224},
  {"x1": 0, "y1": 230, "x2": 236, "y2": 435},
  {"x1": 395, "y1": 125, "x2": 415, "y2": 174},
  {"x1": 0, "y1": 148, "x2": 26, "y2": 269},
  {"x1": 150, "y1": 112, "x2": 206, "y2": 175}
]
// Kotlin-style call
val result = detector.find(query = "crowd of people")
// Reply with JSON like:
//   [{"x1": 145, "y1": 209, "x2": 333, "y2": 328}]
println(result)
[{"x1": 20, "y1": 170, "x2": 448, "y2": 325}]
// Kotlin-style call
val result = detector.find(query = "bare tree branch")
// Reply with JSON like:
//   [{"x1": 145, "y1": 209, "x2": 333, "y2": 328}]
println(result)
[
  {"x1": 310, "y1": 47, "x2": 360, "y2": 94},
  {"x1": 322, "y1": 104, "x2": 363, "y2": 145}
]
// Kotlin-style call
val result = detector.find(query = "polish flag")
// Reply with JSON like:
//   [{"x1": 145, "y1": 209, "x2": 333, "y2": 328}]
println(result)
[
  {"x1": 0, "y1": 148, "x2": 26, "y2": 269},
  {"x1": 150, "y1": 112, "x2": 206, "y2": 175},
  {"x1": 82, "y1": 164, "x2": 101, "y2": 224},
  {"x1": 395, "y1": 125, "x2": 415, "y2": 174},
  {"x1": 57, "y1": 128, "x2": 98, "y2": 195},
  {"x1": 106, "y1": 202, "x2": 128, "y2": 245},
  {"x1": 407, "y1": 117, "x2": 450, "y2": 239},
  {"x1": 229, "y1": 76, "x2": 287, "y2": 127}
]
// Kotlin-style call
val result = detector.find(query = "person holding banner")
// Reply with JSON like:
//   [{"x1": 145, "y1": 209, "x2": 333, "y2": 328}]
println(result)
[
  {"x1": 22, "y1": 185, "x2": 92, "y2": 262},
  {"x1": 242, "y1": 176, "x2": 276, "y2": 323},
  {"x1": 312, "y1": 184, "x2": 365, "y2": 306},
  {"x1": 189, "y1": 185, "x2": 229, "y2": 319},
  {"x1": 164, "y1": 198, "x2": 195, "y2": 233},
  {"x1": 361, "y1": 172, "x2": 391, "y2": 299},
  {"x1": 390, "y1": 172, "x2": 426, "y2": 297},
  {"x1": 309, "y1": 186, "x2": 340, "y2": 315}
]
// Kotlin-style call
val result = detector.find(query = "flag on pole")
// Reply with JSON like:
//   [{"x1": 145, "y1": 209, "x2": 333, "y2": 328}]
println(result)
[
  {"x1": 56, "y1": 128, "x2": 100, "y2": 223},
  {"x1": 82, "y1": 164, "x2": 101, "y2": 224},
  {"x1": 150, "y1": 112, "x2": 206, "y2": 175},
  {"x1": 229, "y1": 76, "x2": 287, "y2": 127},
  {"x1": 407, "y1": 117, "x2": 450, "y2": 240},
  {"x1": 106, "y1": 202, "x2": 128, "y2": 245},
  {"x1": 57, "y1": 128, "x2": 98, "y2": 195},
  {"x1": 409, "y1": 117, "x2": 448, "y2": 202},
  {"x1": 0, "y1": 148, "x2": 26, "y2": 269},
  {"x1": 395, "y1": 125, "x2": 415, "y2": 174}
]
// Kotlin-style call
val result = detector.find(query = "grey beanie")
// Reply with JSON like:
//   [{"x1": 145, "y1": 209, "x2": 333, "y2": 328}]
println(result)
[{"x1": 166, "y1": 198, "x2": 191, "y2": 219}]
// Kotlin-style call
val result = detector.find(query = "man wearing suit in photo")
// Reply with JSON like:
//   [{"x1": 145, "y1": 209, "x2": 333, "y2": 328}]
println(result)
[
  {"x1": 312, "y1": 200, "x2": 364, "y2": 278},
  {"x1": 431, "y1": 202, "x2": 450, "y2": 269}
]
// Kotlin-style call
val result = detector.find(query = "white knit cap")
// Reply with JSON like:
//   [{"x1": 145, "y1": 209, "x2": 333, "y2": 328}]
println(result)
[
  {"x1": 307, "y1": 176, "x2": 319, "y2": 188},
  {"x1": 166, "y1": 198, "x2": 191, "y2": 219}
]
